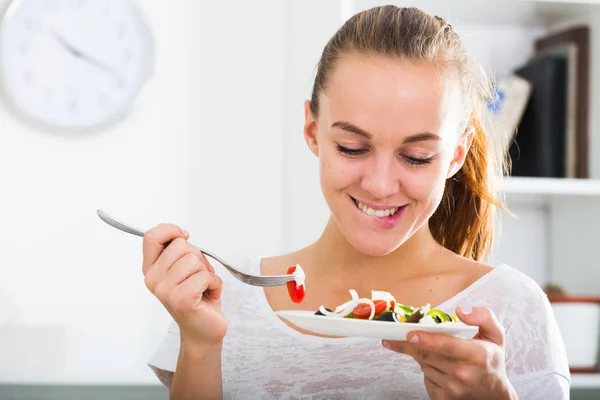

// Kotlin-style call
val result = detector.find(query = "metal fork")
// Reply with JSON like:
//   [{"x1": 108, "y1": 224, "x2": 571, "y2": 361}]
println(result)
[{"x1": 96, "y1": 209, "x2": 296, "y2": 287}]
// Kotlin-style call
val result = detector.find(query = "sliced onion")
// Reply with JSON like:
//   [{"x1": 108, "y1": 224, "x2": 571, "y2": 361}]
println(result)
[
  {"x1": 318, "y1": 289, "x2": 377, "y2": 319},
  {"x1": 333, "y1": 289, "x2": 360, "y2": 313},
  {"x1": 371, "y1": 290, "x2": 396, "y2": 309},
  {"x1": 356, "y1": 298, "x2": 376, "y2": 319},
  {"x1": 319, "y1": 302, "x2": 356, "y2": 317},
  {"x1": 318, "y1": 305, "x2": 346, "y2": 317}
]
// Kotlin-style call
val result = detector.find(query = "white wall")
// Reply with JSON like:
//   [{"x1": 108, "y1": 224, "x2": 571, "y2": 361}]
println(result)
[
  {"x1": 0, "y1": 0, "x2": 285, "y2": 384},
  {"x1": 186, "y1": 0, "x2": 285, "y2": 260},
  {"x1": 282, "y1": 0, "x2": 345, "y2": 252}
]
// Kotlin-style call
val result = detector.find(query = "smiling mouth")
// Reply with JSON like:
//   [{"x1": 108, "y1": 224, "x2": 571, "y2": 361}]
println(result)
[{"x1": 350, "y1": 197, "x2": 405, "y2": 217}]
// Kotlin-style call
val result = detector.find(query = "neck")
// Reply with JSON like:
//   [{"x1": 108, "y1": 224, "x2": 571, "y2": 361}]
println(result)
[{"x1": 306, "y1": 215, "x2": 445, "y2": 295}]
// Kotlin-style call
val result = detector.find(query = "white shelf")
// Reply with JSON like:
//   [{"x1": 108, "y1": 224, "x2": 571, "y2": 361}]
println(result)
[
  {"x1": 571, "y1": 373, "x2": 600, "y2": 389},
  {"x1": 500, "y1": 177, "x2": 600, "y2": 196},
  {"x1": 350, "y1": 0, "x2": 600, "y2": 26}
]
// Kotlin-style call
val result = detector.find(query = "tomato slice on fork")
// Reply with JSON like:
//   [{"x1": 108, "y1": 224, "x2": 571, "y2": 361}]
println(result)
[{"x1": 286, "y1": 265, "x2": 306, "y2": 303}]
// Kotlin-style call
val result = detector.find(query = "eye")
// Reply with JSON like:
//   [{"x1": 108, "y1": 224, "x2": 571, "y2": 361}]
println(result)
[
  {"x1": 337, "y1": 144, "x2": 368, "y2": 157},
  {"x1": 402, "y1": 155, "x2": 434, "y2": 166}
]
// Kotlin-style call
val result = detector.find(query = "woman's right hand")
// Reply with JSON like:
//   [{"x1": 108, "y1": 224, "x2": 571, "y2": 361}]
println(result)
[{"x1": 142, "y1": 224, "x2": 227, "y2": 347}]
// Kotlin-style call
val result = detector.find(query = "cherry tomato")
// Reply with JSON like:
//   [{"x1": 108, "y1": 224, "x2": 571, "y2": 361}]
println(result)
[
  {"x1": 286, "y1": 265, "x2": 305, "y2": 304},
  {"x1": 390, "y1": 300, "x2": 396, "y2": 310},
  {"x1": 352, "y1": 299, "x2": 387, "y2": 319}
]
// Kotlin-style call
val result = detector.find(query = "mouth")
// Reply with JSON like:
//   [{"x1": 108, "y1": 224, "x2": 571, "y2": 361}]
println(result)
[{"x1": 350, "y1": 196, "x2": 406, "y2": 218}]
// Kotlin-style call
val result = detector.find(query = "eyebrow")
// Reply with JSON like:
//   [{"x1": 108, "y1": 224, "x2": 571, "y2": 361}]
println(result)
[{"x1": 331, "y1": 121, "x2": 440, "y2": 144}]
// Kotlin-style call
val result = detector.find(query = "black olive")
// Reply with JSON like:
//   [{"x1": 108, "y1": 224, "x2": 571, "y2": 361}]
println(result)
[
  {"x1": 378, "y1": 311, "x2": 403, "y2": 322},
  {"x1": 315, "y1": 308, "x2": 332, "y2": 316},
  {"x1": 375, "y1": 311, "x2": 397, "y2": 322}
]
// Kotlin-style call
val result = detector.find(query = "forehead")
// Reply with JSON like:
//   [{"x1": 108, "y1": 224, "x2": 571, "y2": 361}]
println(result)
[{"x1": 321, "y1": 54, "x2": 463, "y2": 139}]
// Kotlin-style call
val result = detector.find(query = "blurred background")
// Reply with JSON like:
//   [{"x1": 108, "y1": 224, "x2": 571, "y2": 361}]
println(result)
[{"x1": 0, "y1": 0, "x2": 599, "y2": 399}]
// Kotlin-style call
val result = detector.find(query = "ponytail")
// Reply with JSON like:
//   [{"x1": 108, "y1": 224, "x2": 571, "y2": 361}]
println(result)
[{"x1": 429, "y1": 113, "x2": 507, "y2": 261}]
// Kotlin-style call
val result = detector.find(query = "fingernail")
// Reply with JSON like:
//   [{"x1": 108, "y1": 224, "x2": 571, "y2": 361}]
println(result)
[
  {"x1": 460, "y1": 305, "x2": 472, "y2": 315},
  {"x1": 181, "y1": 229, "x2": 189, "y2": 237},
  {"x1": 382, "y1": 340, "x2": 391, "y2": 350},
  {"x1": 409, "y1": 335, "x2": 419, "y2": 344}
]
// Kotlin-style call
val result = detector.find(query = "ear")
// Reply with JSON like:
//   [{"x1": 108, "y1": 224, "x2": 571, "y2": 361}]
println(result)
[
  {"x1": 446, "y1": 125, "x2": 475, "y2": 179},
  {"x1": 303, "y1": 100, "x2": 319, "y2": 157}
]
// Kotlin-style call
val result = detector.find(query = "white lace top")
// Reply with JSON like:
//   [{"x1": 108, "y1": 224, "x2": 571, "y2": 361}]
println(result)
[{"x1": 147, "y1": 255, "x2": 571, "y2": 399}]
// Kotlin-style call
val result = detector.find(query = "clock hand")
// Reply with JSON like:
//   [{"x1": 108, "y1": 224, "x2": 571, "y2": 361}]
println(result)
[{"x1": 48, "y1": 28, "x2": 124, "y2": 83}]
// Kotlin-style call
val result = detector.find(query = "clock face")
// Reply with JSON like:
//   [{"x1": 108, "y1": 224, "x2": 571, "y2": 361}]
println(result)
[{"x1": 0, "y1": 0, "x2": 153, "y2": 130}]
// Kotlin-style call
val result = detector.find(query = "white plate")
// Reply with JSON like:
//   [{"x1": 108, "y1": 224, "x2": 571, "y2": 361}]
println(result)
[{"x1": 276, "y1": 310, "x2": 479, "y2": 341}]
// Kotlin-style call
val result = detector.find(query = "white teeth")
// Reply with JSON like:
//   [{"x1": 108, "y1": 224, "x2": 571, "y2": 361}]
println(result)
[{"x1": 356, "y1": 201, "x2": 399, "y2": 217}]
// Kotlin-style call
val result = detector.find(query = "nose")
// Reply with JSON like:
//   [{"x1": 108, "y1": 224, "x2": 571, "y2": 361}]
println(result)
[{"x1": 361, "y1": 155, "x2": 400, "y2": 199}]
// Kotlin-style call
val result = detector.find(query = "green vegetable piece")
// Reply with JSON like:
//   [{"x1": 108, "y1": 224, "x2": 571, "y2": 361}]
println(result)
[
  {"x1": 427, "y1": 309, "x2": 452, "y2": 323},
  {"x1": 395, "y1": 304, "x2": 414, "y2": 316}
]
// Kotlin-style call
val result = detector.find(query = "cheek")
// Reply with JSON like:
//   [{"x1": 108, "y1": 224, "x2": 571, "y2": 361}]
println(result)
[
  {"x1": 320, "y1": 155, "x2": 361, "y2": 189},
  {"x1": 401, "y1": 145, "x2": 458, "y2": 201},
  {"x1": 401, "y1": 164, "x2": 448, "y2": 203}
]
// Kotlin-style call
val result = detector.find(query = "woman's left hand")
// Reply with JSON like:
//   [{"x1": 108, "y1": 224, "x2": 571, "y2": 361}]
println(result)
[{"x1": 382, "y1": 306, "x2": 518, "y2": 400}]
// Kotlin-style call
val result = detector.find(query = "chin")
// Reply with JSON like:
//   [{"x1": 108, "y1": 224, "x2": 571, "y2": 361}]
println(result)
[{"x1": 345, "y1": 230, "x2": 410, "y2": 257}]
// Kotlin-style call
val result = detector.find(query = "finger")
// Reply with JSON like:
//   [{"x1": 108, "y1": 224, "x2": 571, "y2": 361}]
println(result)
[
  {"x1": 383, "y1": 339, "x2": 435, "y2": 361},
  {"x1": 142, "y1": 223, "x2": 188, "y2": 273},
  {"x1": 154, "y1": 238, "x2": 204, "y2": 275},
  {"x1": 423, "y1": 376, "x2": 447, "y2": 400},
  {"x1": 422, "y1": 363, "x2": 470, "y2": 399},
  {"x1": 155, "y1": 237, "x2": 215, "y2": 275},
  {"x1": 384, "y1": 339, "x2": 459, "y2": 371},
  {"x1": 420, "y1": 362, "x2": 448, "y2": 389},
  {"x1": 402, "y1": 331, "x2": 483, "y2": 362},
  {"x1": 162, "y1": 253, "x2": 206, "y2": 287},
  {"x1": 419, "y1": 357, "x2": 477, "y2": 392},
  {"x1": 143, "y1": 238, "x2": 195, "y2": 289},
  {"x1": 383, "y1": 340, "x2": 419, "y2": 358},
  {"x1": 456, "y1": 306, "x2": 504, "y2": 346},
  {"x1": 417, "y1": 350, "x2": 456, "y2": 373},
  {"x1": 195, "y1": 251, "x2": 215, "y2": 274},
  {"x1": 179, "y1": 270, "x2": 223, "y2": 302}
]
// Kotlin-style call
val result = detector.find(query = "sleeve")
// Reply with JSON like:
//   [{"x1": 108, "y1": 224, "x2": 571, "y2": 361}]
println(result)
[
  {"x1": 147, "y1": 319, "x2": 181, "y2": 389},
  {"x1": 510, "y1": 371, "x2": 570, "y2": 400},
  {"x1": 502, "y1": 272, "x2": 571, "y2": 400}
]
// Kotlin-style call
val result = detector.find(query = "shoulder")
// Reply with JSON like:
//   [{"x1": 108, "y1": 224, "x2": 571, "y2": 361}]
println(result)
[
  {"x1": 260, "y1": 249, "x2": 309, "y2": 275},
  {"x1": 449, "y1": 256, "x2": 495, "y2": 288},
  {"x1": 451, "y1": 253, "x2": 547, "y2": 307},
  {"x1": 448, "y1": 256, "x2": 554, "y2": 324},
  {"x1": 460, "y1": 260, "x2": 554, "y2": 328},
  {"x1": 483, "y1": 262, "x2": 556, "y2": 329},
  {"x1": 486, "y1": 263, "x2": 550, "y2": 307},
  {"x1": 470, "y1": 263, "x2": 571, "y2": 384}
]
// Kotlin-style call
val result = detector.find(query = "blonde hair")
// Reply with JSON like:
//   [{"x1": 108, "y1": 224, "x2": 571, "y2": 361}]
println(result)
[{"x1": 309, "y1": 6, "x2": 508, "y2": 261}]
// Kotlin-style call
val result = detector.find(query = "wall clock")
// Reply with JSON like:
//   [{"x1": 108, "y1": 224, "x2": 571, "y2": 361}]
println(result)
[{"x1": 0, "y1": 0, "x2": 153, "y2": 131}]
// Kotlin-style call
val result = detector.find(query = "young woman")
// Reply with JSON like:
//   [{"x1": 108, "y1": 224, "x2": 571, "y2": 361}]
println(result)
[{"x1": 143, "y1": 6, "x2": 569, "y2": 399}]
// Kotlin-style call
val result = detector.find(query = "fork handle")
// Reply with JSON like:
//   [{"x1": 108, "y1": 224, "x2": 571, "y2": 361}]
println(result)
[{"x1": 97, "y1": 209, "x2": 225, "y2": 269}]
